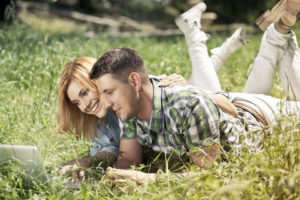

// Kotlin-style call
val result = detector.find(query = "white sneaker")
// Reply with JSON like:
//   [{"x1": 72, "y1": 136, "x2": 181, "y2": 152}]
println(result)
[
  {"x1": 210, "y1": 28, "x2": 249, "y2": 63},
  {"x1": 175, "y1": 2, "x2": 208, "y2": 46}
]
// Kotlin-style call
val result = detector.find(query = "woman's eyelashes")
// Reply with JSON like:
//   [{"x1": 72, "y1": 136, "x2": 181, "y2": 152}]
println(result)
[
  {"x1": 73, "y1": 100, "x2": 80, "y2": 106},
  {"x1": 80, "y1": 89, "x2": 89, "y2": 96},
  {"x1": 72, "y1": 89, "x2": 88, "y2": 106}
]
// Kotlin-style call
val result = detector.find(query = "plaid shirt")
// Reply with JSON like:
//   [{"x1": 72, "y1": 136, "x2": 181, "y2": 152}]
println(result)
[
  {"x1": 120, "y1": 81, "x2": 264, "y2": 155},
  {"x1": 120, "y1": 81, "x2": 221, "y2": 154}
]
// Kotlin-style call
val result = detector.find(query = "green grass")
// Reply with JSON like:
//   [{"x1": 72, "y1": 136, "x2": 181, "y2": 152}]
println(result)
[{"x1": 0, "y1": 21, "x2": 300, "y2": 199}]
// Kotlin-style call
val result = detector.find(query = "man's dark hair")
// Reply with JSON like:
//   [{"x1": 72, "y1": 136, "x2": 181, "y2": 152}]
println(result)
[{"x1": 90, "y1": 48, "x2": 148, "y2": 83}]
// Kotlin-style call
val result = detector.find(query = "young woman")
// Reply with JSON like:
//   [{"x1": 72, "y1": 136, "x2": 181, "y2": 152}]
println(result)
[{"x1": 57, "y1": 57, "x2": 119, "y2": 181}]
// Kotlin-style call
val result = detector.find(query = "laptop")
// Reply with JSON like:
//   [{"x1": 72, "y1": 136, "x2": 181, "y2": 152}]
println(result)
[{"x1": 0, "y1": 144, "x2": 92, "y2": 189}]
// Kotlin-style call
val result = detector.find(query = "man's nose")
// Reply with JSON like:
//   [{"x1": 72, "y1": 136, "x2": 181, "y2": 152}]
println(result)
[{"x1": 103, "y1": 95, "x2": 113, "y2": 109}]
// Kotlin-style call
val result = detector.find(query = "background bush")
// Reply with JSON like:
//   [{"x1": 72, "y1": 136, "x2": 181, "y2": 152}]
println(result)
[
  {"x1": 2, "y1": 0, "x2": 278, "y2": 24},
  {"x1": 62, "y1": 0, "x2": 277, "y2": 24}
]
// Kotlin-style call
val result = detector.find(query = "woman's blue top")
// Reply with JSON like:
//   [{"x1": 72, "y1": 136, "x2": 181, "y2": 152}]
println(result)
[{"x1": 90, "y1": 110, "x2": 120, "y2": 156}]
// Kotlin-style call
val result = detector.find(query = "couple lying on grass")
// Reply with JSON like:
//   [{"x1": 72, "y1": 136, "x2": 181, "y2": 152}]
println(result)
[{"x1": 57, "y1": 1, "x2": 300, "y2": 184}]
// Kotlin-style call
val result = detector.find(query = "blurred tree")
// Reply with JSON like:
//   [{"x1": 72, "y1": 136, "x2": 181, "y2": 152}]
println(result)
[
  {"x1": 56, "y1": 0, "x2": 77, "y2": 5},
  {"x1": 33, "y1": 0, "x2": 278, "y2": 24},
  {"x1": 205, "y1": 0, "x2": 276, "y2": 23},
  {"x1": 0, "y1": 0, "x2": 17, "y2": 22},
  {"x1": 103, "y1": 0, "x2": 276, "y2": 24},
  {"x1": 78, "y1": 0, "x2": 100, "y2": 12}
]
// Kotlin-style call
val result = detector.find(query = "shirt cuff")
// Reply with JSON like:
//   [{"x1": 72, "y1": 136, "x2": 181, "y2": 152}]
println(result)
[{"x1": 90, "y1": 143, "x2": 119, "y2": 157}]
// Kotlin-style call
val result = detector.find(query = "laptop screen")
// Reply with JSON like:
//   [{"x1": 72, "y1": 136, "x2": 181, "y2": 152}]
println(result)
[{"x1": 0, "y1": 144, "x2": 48, "y2": 183}]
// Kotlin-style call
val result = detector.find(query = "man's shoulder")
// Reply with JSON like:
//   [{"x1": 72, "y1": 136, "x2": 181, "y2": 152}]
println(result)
[
  {"x1": 119, "y1": 117, "x2": 139, "y2": 131},
  {"x1": 162, "y1": 84, "x2": 210, "y2": 103},
  {"x1": 119, "y1": 117, "x2": 139, "y2": 140}
]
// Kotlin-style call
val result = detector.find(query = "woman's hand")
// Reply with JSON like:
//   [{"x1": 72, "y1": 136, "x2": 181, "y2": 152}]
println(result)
[
  {"x1": 56, "y1": 152, "x2": 115, "y2": 182},
  {"x1": 209, "y1": 94, "x2": 238, "y2": 118},
  {"x1": 56, "y1": 157, "x2": 93, "y2": 182},
  {"x1": 104, "y1": 167, "x2": 156, "y2": 184},
  {"x1": 158, "y1": 73, "x2": 187, "y2": 87}
]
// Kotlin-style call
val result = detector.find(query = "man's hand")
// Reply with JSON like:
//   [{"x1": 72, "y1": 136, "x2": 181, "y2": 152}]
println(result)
[
  {"x1": 158, "y1": 73, "x2": 187, "y2": 87},
  {"x1": 103, "y1": 168, "x2": 191, "y2": 185},
  {"x1": 105, "y1": 167, "x2": 156, "y2": 184},
  {"x1": 190, "y1": 143, "x2": 221, "y2": 170}
]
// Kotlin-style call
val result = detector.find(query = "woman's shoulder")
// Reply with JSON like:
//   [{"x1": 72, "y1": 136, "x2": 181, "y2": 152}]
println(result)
[
  {"x1": 95, "y1": 109, "x2": 120, "y2": 139},
  {"x1": 104, "y1": 110, "x2": 119, "y2": 125}
]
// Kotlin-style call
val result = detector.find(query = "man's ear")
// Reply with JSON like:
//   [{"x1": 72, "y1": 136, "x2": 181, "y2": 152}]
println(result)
[{"x1": 129, "y1": 72, "x2": 142, "y2": 92}]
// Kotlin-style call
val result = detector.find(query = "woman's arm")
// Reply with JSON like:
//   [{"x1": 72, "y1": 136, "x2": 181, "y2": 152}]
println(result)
[
  {"x1": 58, "y1": 115, "x2": 120, "y2": 181},
  {"x1": 209, "y1": 94, "x2": 238, "y2": 117},
  {"x1": 158, "y1": 73, "x2": 187, "y2": 87}
]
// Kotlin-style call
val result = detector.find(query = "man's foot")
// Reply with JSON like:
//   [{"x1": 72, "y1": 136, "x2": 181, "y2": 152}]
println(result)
[
  {"x1": 256, "y1": 0, "x2": 300, "y2": 32},
  {"x1": 275, "y1": 11, "x2": 297, "y2": 34},
  {"x1": 175, "y1": 2, "x2": 206, "y2": 33},
  {"x1": 175, "y1": 2, "x2": 208, "y2": 46},
  {"x1": 188, "y1": 0, "x2": 203, "y2": 6},
  {"x1": 285, "y1": 0, "x2": 300, "y2": 17},
  {"x1": 210, "y1": 28, "x2": 249, "y2": 63}
]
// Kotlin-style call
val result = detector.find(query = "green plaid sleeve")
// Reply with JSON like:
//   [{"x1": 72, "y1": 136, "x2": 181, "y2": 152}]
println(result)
[
  {"x1": 120, "y1": 118, "x2": 138, "y2": 140},
  {"x1": 181, "y1": 96, "x2": 220, "y2": 149}
]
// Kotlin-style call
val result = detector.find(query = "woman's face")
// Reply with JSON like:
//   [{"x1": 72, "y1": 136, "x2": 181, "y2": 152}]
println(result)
[{"x1": 67, "y1": 80, "x2": 108, "y2": 118}]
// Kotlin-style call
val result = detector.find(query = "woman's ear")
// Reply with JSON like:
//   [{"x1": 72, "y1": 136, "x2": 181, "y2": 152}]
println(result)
[{"x1": 129, "y1": 72, "x2": 142, "y2": 92}]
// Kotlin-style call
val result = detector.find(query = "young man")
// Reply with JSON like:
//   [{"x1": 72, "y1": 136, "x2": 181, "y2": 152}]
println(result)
[
  {"x1": 89, "y1": 1, "x2": 300, "y2": 173},
  {"x1": 90, "y1": 1, "x2": 300, "y2": 184},
  {"x1": 89, "y1": 47, "x2": 266, "y2": 170},
  {"x1": 89, "y1": 47, "x2": 299, "y2": 183}
]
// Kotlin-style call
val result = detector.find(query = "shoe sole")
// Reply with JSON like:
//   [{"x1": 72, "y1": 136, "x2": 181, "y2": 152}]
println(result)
[
  {"x1": 175, "y1": 2, "x2": 206, "y2": 30},
  {"x1": 277, "y1": 11, "x2": 297, "y2": 30},
  {"x1": 256, "y1": 0, "x2": 288, "y2": 31},
  {"x1": 175, "y1": 2, "x2": 206, "y2": 23},
  {"x1": 238, "y1": 28, "x2": 250, "y2": 44}
]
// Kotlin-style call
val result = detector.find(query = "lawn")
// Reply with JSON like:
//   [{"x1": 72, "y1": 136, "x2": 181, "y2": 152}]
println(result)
[{"x1": 0, "y1": 20, "x2": 300, "y2": 199}]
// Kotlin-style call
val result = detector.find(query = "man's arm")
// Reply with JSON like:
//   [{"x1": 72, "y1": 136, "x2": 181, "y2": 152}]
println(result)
[
  {"x1": 180, "y1": 94, "x2": 221, "y2": 170},
  {"x1": 115, "y1": 139, "x2": 143, "y2": 169},
  {"x1": 190, "y1": 143, "x2": 220, "y2": 170}
]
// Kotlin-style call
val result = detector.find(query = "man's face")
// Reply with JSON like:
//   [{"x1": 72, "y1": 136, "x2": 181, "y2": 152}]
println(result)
[{"x1": 95, "y1": 74, "x2": 139, "y2": 122}]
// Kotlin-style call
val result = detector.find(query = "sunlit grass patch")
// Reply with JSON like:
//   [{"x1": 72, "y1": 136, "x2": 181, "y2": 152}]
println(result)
[{"x1": 0, "y1": 21, "x2": 300, "y2": 199}]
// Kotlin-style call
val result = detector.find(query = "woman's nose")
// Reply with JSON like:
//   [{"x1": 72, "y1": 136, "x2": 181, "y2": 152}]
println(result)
[
  {"x1": 85, "y1": 101, "x2": 92, "y2": 111},
  {"x1": 80, "y1": 99, "x2": 91, "y2": 112}
]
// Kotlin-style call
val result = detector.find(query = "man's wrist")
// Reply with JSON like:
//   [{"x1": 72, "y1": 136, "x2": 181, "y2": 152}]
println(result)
[
  {"x1": 79, "y1": 157, "x2": 94, "y2": 168},
  {"x1": 115, "y1": 159, "x2": 137, "y2": 169}
]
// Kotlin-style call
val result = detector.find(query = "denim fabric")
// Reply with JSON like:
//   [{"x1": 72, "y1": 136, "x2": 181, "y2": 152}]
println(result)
[{"x1": 90, "y1": 110, "x2": 120, "y2": 156}]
